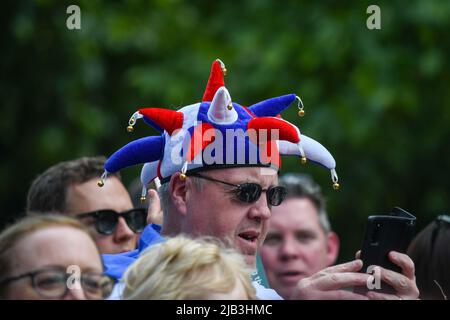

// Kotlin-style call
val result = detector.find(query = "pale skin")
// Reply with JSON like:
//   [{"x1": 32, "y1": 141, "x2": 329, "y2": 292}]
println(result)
[
  {"x1": 164, "y1": 167, "x2": 277, "y2": 267},
  {"x1": 3, "y1": 226, "x2": 103, "y2": 300},
  {"x1": 260, "y1": 198, "x2": 340, "y2": 299},
  {"x1": 65, "y1": 177, "x2": 138, "y2": 254},
  {"x1": 146, "y1": 189, "x2": 164, "y2": 226},
  {"x1": 160, "y1": 167, "x2": 420, "y2": 300},
  {"x1": 292, "y1": 251, "x2": 419, "y2": 300}
]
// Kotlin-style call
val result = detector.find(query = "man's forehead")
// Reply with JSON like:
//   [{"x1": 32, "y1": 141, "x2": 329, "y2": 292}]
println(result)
[
  {"x1": 66, "y1": 177, "x2": 133, "y2": 212},
  {"x1": 271, "y1": 199, "x2": 321, "y2": 227},
  {"x1": 209, "y1": 166, "x2": 279, "y2": 185}
]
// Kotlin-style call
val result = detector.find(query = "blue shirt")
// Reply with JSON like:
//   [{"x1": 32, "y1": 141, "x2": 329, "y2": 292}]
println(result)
[{"x1": 102, "y1": 224, "x2": 165, "y2": 280}]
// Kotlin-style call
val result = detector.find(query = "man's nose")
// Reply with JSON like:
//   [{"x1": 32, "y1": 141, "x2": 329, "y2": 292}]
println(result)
[
  {"x1": 65, "y1": 286, "x2": 87, "y2": 300},
  {"x1": 113, "y1": 216, "x2": 135, "y2": 243},
  {"x1": 279, "y1": 238, "x2": 299, "y2": 261},
  {"x1": 247, "y1": 193, "x2": 272, "y2": 222}
]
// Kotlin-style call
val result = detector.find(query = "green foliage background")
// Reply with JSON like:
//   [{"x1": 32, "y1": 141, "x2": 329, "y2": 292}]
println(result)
[{"x1": 1, "y1": 0, "x2": 449, "y2": 262}]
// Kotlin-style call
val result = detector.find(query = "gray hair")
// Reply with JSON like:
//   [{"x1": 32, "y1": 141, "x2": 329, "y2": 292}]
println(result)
[
  {"x1": 158, "y1": 175, "x2": 204, "y2": 224},
  {"x1": 279, "y1": 173, "x2": 332, "y2": 233},
  {"x1": 158, "y1": 182, "x2": 171, "y2": 224}
]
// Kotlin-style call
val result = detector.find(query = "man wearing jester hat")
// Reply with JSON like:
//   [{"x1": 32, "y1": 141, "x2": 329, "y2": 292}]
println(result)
[{"x1": 100, "y1": 60, "x2": 419, "y2": 300}]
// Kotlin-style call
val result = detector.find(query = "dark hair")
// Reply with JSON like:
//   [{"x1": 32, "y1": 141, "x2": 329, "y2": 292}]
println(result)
[
  {"x1": 407, "y1": 215, "x2": 450, "y2": 300},
  {"x1": 26, "y1": 156, "x2": 120, "y2": 214},
  {"x1": 278, "y1": 173, "x2": 331, "y2": 233}
]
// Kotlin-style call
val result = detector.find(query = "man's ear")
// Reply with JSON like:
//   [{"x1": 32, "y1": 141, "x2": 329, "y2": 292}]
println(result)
[
  {"x1": 169, "y1": 172, "x2": 188, "y2": 217},
  {"x1": 146, "y1": 189, "x2": 163, "y2": 225},
  {"x1": 326, "y1": 231, "x2": 340, "y2": 266}
]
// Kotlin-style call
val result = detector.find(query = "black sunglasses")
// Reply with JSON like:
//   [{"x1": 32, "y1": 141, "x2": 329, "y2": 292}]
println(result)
[
  {"x1": 77, "y1": 208, "x2": 147, "y2": 235},
  {"x1": 188, "y1": 173, "x2": 287, "y2": 206},
  {"x1": 0, "y1": 265, "x2": 116, "y2": 299}
]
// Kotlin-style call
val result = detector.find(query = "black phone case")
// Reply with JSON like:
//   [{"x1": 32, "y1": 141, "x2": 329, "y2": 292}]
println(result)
[{"x1": 357, "y1": 207, "x2": 416, "y2": 294}]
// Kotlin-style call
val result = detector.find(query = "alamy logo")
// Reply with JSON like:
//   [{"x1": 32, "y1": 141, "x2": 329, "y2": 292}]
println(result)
[
  {"x1": 66, "y1": 265, "x2": 81, "y2": 290},
  {"x1": 66, "y1": 5, "x2": 81, "y2": 30},
  {"x1": 366, "y1": 265, "x2": 381, "y2": 290},
  {"x1": 366, "y1": 5, "x2": 381, "y2": 30},
  {"x1": 168, "y1": 123, "x2": 281, "y2": 169}
]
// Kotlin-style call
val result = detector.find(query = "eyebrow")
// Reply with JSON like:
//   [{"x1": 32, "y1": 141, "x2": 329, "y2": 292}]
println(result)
[
  {"x1": 81, "y1": 267, "x2": 104, "y2": 274},
  {"x1": 236, "y1": 177, "x2": 278, "y2": 188}
]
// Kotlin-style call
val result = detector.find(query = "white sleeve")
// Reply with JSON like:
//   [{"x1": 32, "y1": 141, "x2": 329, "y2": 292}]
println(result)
[
  {"x1": 252, "y1": 281, "x2": 284, "y2": 300},
  {"x1": 107, "y1": 282, "x2": 125, "y2": 300}
]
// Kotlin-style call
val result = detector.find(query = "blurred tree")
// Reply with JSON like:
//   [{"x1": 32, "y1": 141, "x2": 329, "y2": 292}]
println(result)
[{"x1": 1, "y1": 0, "x2": 449, "y2": 261}]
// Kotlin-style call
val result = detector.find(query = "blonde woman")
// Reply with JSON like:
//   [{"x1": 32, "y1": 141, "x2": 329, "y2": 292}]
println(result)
[{"x1": 123, "y1": 236, "x2": 257, "y2": 299}]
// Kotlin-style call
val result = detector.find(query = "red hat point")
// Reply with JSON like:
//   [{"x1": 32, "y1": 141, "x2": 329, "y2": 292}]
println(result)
[{"x1": 202, "y1": 59, "x2": 225, "y2": 102}]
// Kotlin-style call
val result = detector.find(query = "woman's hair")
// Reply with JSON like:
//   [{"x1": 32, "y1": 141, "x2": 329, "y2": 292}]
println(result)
[
  {"x1": 0, "y1": 214, "x2": 97, "y2": 283},
  {"x1": 123, "y1": 235, "x2": 257, "y2": 300},
  {"x1": 407, "y1": 215, "x2": 450, "y2": 300}
]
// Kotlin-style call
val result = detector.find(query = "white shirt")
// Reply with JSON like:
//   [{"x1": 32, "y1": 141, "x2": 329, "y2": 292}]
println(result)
[
  {"x1": 108, "y1": 281, "x2": 283, "y2": 300},
  {"x1": 252, "y1": 281, "x2": 283, "y2": 300}
]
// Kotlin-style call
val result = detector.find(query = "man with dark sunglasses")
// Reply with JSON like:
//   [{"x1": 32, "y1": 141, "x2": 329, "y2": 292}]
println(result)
[
  {"x1": 168, "y1": 167, "x2": 284, "y2": 268},
  {"x1": 101, "y1": 59, "x2": 419, "y2": 300},
  {"x1": 26, "y1": 156, "x2": 144, "y2": 254}
]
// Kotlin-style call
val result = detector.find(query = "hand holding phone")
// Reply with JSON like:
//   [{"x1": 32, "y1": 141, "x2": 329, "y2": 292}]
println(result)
[{"x1": 355, "y1": 207, "x2": 416, "y2": 294}]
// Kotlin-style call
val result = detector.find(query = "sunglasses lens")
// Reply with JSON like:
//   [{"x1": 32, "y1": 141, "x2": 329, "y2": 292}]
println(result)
[
  {"x1": 96, "y1": 211, "x2": 118, "y2": 235},
  {"x1": 236, "y1": 183, "x2": 262, "y2": 203},
  {"x1": 268, "y1": 186, "x2": 287, "y2": 206},
  {"x1": 125, "y1": 209, "x2": 147, "y2": 233}
]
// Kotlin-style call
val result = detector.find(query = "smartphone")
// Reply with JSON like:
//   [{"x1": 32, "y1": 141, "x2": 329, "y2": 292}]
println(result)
[{"x1": 355, "y1": 207, "x2": 416, "y2": 294}]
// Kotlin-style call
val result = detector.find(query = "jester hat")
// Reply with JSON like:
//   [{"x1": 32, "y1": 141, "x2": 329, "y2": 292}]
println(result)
[{"x1": 99, "y1": 59, "x2": 339, "y2": 201}]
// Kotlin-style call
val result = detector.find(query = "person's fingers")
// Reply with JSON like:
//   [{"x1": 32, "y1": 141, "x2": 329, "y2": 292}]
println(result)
[
  {"x1": 147, "y1": 189, "x2": 163, "y2": 225},
  {"x1": 355, "y1": 250, "x2": 361, "y2": 260},
  {"x1": 366, "y1": 291, "x2": 401, "y2": 300},
  {"x1": 388, "y1": 251, "x2": 415, "y2": 280},
  {"x1": 291, "y1": 260, "x2": 368, "y2": 300},
  {"x1": 377, "y1": 266, "x2": 419, "y2": 299},
  {"x1": 313, "y1": 290, "x2": 369, "y2": 300},
  {"x1": 314, "y1": 272, "x2": 372, "y2": 291},
  {"x1": 319, "y1": 259, "x2": 364, "y2": 277}
]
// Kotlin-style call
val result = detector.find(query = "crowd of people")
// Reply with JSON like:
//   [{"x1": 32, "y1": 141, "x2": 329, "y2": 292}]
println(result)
[
  {"x1": 1, "y1": 60, "x2": 448, "y2": 300},
  {"x1": 1, "y1": 156, "x2": 447, "y2": 300}
]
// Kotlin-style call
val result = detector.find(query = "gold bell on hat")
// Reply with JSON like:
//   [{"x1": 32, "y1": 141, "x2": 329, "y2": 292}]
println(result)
[
  {"x1": 227, "y1": 103, "x2": 233, "y2": 110},
  {"x1": 97, "y1": 172, "x2": 108, "y2": 188},
  {"x1": 333, "y1": 182, "x2": 340, "y2": 190},
  {"x1": 295, "y1": 95, "x2": 305, "y2": 117},
  {"x1": 180, "y1": 162, "x2": 188, "y2": 181},
  {"x1": 127, "y1": 112, "x2": 141, "y2": 132},
  {"x1": 216, "y1": 58, "x2": 227, "y2": 76},
  {"x1": 301, "y1": 156, "x2": 307, "y2": 165}
]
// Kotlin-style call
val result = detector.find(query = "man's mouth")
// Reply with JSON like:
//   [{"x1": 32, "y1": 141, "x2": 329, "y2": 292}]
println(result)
[
  {"x1": 238, "y1": 230, "x2": 260, "y2": 243},
  {"x1": 236, "y1": 230, "x2": 260, "y2": 254},
  {"x1": 277, "y1": 270, "x2": 305, "y2": 284}
]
